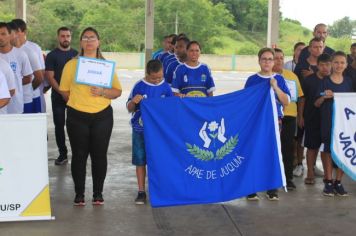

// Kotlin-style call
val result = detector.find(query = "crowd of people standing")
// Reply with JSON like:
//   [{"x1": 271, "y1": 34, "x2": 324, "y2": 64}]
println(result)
[{"x1": 1, "y1": 20, "x2": 355, "y2": 206}]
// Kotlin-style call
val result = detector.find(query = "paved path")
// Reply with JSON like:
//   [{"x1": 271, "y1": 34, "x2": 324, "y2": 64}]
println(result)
[{"x1": 2, "y1": 70, "x2": 356, "y2": 236}]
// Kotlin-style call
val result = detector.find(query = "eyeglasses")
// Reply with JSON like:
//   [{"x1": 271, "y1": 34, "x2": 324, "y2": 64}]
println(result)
[
  {"x1": 260, "y1": 57, "x2": 274, "y2": 63},
  {"x1": 81, "y1": 36, "x2": 97, "y2": 42}
]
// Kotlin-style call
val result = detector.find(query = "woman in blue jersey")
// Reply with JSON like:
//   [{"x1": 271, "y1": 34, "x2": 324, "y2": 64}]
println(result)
[
  {"x1": 171, "y1": 41, "x2": 215, "y2": 97},
  {"x1": 245, "y1": 48, "x2": 290, "y2": 114},
  {"x1": 244, "y1": 47, "x2": 291, "y2": 201}
]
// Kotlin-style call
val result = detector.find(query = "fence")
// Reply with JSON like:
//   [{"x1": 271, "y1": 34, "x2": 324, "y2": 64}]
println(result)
[{"x1": 102, "y1": 52, "x2": 292, "y2": 71}]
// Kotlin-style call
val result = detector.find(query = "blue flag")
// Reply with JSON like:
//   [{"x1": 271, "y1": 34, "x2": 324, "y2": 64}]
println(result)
[{"x1": 141, "y1": 81, "x2": 286, "y2": 207}]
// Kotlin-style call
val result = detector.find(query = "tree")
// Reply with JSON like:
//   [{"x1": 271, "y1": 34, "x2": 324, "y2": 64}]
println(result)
[
  {"x1": 79, "y1": 1, "x2": 145, "y2": 52},
  {"x1": 211, "y1": 0, "x2": 268, "y2": 32},
  {"x1": 154, "y1": 0, "x2": 234, "y2": 53},
  {"x1": 329, "y1": 17, "x2": 356, "y2": 38},
  {"x1": 0, "y1": 0, "x2": 330, "y2": 55},
  {"x1": 0, "y1": 0, "x2": 15, "y2": 21},
  {"x1": 26, "y1": 0, "x2": 146, "y2": 51},
  {"x1": 27, "y1": 0, "x2": 104, "y2": 49}
]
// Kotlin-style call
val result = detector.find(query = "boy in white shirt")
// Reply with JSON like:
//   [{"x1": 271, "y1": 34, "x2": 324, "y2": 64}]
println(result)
[
  {"x1": 0, "y1": 22, "x2": 32, "y2": 114},
  {"x1": 0, "y1": 71, "x2": 10, "y2": 109}
]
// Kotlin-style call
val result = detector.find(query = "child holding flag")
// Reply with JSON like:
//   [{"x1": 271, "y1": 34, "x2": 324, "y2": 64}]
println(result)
[
  {"x1": 314, "y1": 51, "x2": 353, "y2": 197},
  {"x1": 127, "y1": 59, "x2": 173, "y2": 204}
]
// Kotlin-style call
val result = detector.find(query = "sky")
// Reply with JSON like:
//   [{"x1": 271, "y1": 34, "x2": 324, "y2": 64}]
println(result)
[{"x1": 279, "y1": 0, "x2": 356, "y2": 30}]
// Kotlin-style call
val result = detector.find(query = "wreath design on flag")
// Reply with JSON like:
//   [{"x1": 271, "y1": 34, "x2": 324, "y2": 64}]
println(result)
[
  {"x1": 185, "y1": 118, "x2": 238, "y2": 161},
  {"x1": 186, "y1": 135, "x2": 238, "y2": 161}
]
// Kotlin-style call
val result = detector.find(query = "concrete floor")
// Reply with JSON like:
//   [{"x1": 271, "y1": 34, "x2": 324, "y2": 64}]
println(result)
[{"x1": 1, "y1": 71, "x2": 356, "y2": 236}]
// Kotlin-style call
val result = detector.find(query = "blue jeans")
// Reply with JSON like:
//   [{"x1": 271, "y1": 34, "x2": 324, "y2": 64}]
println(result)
[{"x1": 132, "y1": 130, "x2": 146, "y2": 166}]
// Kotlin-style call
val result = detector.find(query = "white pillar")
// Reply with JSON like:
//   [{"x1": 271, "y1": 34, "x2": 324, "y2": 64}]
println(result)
[
  {"x1": 15, "y1": 0, "x2": 27, "y2": 21},
  {"x1": 145, "y1": 0, "x2": 154, "y2": 67},
  {"x1": 267, "y1": 0, "x2": 279, "y2": 48},
  {"x1": 175, "y1": 12, "x2": 178, "y2": 34}
]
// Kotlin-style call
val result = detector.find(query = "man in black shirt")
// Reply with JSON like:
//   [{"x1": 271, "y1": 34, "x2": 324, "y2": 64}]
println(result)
[
  {"x1": 299, "y1": 54, "x2": 331, "y2": 184},
  {"x1": 294, "y1": 39, "x2": 324, "y2": 177},
  {"x1": 345, "y1": 43, "x2": 356, "y2": 91},
  {"x1": 298, "y1": 23, "x2": 335, "y2": 65},
  {"x1": 346, "y1": 43, "x2": 356, "y2": 65},
  {"x1": 45, "y1": 27, "x2": 78, "y2": 165},
  {"x1": 295, "y1": 38, "x2": 324, "y2": 84}
]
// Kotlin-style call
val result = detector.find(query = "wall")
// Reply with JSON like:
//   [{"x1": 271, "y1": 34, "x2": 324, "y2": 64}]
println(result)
[{"x1": 102, "y1": 52, "x2": 293, "y2": 71}]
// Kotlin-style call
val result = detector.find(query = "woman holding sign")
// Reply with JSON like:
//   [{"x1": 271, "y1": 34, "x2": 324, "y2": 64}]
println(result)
[{"x1": 60, "y1": 27, "x2": 122, "y2": 206}]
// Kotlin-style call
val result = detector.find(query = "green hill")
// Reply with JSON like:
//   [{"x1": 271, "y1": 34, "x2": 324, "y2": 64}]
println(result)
[
  {"x1": 278, "y1": 20, "x2": 312, "y2": 55},
  {"x1": 214, "y1": 19, "x2": 313, "y2": 56},
  {"x1": 214, "y1": 19, "x2": 353, "y2": 56},
  {"x1": 0, "y1": 0, "x2": 352, "y2": 55}
]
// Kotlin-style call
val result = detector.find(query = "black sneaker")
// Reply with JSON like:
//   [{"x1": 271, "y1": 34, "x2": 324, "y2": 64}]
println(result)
[
  {"x1": 287, "y1": 180, "x2": 296, "y2": 190},
  {"x1": 74, "y1": 194, "x2": 85, "y2": 206},
  {"x1": 246, "y1": 193, "x2": 259, "y2": 201},
  {"x1": 55, "y1": 155, "x2": 68, "y2": 165},
  {"x1": 92, "y1": 193, "x2": 104, "y2": 205},
  {"x1": 334, "y1": 182, "x2": 349, "y2": 197},
  {"x1": 266, "y1": 190, "x2": 279, "y2": 201},
  {"x1": 135, "y1": 191, "x2": 147, "y2": 205},
  {"x1": 323, "y1": 181, "x2": 334, "y2": 197}
]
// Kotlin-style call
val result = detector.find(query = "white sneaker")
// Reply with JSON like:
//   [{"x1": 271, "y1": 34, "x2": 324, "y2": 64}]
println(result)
[
  {"x1": 293, "y1": 164, "x2": 304, "y2": 177},
  {"x1": 314, "y1": 166, "x2": 324, "y2": 177}
]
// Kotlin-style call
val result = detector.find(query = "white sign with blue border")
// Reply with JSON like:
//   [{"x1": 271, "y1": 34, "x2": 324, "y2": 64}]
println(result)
[
  {"x1": 331, "y1": 93, "x2": 356, "y2": 181},
  {"x1": 285, "y1": 79, "x2": 298, "y2": 102},
  {"x1": 75, "y1": 56, "x2": 115, "y2": 88}
]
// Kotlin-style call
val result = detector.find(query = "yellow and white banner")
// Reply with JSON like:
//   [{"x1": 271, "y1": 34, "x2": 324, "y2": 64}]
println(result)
[
  {"x1": 331, "y1": 93, "x2": 356, "y2": 181},
  {"x1": 0, "y1": 114, "x2": 54, "y2": 222}
]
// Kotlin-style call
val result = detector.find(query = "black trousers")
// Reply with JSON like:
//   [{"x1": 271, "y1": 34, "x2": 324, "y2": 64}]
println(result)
[
  {"x1": 281, "y1": 116, "x2": 296, "y2": 181},
  {"x1": 51, "y1": 94, "x2": 67, "y2": 156},
  {"x1": 66, "y1": 105, "x2": 113, "y2": 195}
]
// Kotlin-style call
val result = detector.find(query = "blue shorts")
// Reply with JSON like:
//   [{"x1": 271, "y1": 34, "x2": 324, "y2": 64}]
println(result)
[
  {"x1": 23, "y1": 102, "x2": 33, "y2": 113},
  {"x1": 32, "y1": 97, "x2": 42, "y2": 113},
  {"x1": 132, "y1": 130, "x2": 146, "y2": 166}
]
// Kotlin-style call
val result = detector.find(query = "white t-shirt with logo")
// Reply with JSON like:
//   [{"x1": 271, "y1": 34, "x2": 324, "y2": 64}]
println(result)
[
  {"x1": 25, "y1": 41, "x2": 46, "y2": 112},
  {"x1": 0, "y1": 47, "x2": 33, "y2": 113},
  {"x1": 0, "y1": 58, "x2": 16, "y2": 114},
  {"x1": 0, "y1": 71, "x2": 10, "y2": 114},
  {"x1": 0, "y1": 57, "x2": 16, "y2": 92},
  {"x1": 25, "y1": 41, "x2": 45, "y2": 69},
  {"x1": 0, "y1": 71, "x2": 10, "y2": 97},
  {"x1": 21, "y1": 44, "x2": 42, "y2": 100}
]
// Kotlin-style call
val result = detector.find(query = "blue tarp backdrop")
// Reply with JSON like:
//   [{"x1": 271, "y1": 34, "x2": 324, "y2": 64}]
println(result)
[{"x1": 141, "y1": 80, "x2": 286, "y2": 207}]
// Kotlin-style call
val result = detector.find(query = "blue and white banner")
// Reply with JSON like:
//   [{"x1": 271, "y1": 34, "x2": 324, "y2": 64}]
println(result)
[
  {"x1": 141, "y1": 81, "x2": 286, "y2": 207},
  {"x1": 331, "y1": 93, "x2": 356, "y2": 181}
]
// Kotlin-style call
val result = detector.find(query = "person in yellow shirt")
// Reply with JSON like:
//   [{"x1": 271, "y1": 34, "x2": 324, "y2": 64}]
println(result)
[
  {"x1": 273, "y1": 48, "x2": 304, "y2": 190},
  {"x1": 60, "y1": 27, "x2": 122, "y2": 206}
]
